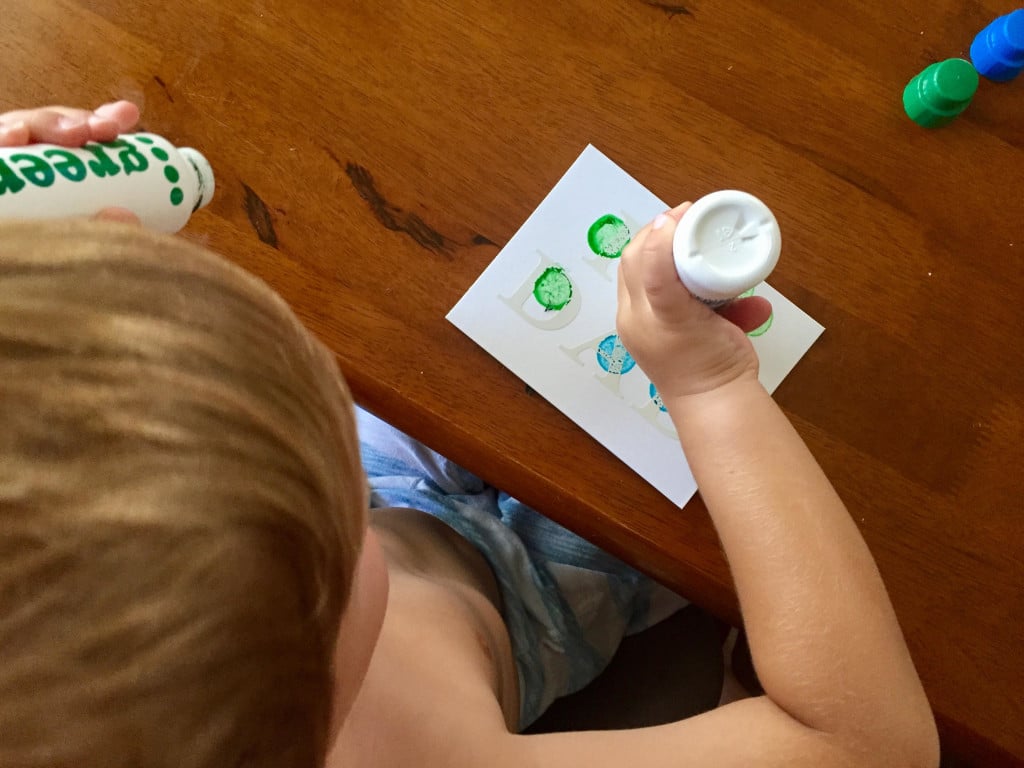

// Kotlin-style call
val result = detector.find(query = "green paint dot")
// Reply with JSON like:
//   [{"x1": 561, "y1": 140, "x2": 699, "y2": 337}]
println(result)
[
  {"x1": 136, "y1": 136, "x2": 154, "y2": 144},
  {"x1": 164, "y1": 165, "x2": 180, "y2": 183},
  {"x1": 170, "y1": 187, "x2": 184, "y2": 206},
  {"x1": 532, "y1": 266, "x2": 573, "y2": 311},
  {"x1": 747, "y1": 311, "x2": 774, "y2": 337},
  {"x1": 151, "y1": 147, "x2": 169, "y2": 161},
  {"x1": 587, "y1": 214, "x2": 631, "y2": 259}
]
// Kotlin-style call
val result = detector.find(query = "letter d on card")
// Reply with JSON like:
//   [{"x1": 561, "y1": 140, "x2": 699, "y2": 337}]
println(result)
[{"x1": 501, "y1": 250, "x2": 581, "y2": 331}]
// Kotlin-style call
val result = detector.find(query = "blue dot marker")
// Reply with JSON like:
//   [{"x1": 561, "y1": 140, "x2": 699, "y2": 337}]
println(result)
[
  {"x1": 970, "y1": 9, "x2": 1024, "y2": 82},
  {"x1": 596, "y1": 335, "x2": 636, "y2": 376}
]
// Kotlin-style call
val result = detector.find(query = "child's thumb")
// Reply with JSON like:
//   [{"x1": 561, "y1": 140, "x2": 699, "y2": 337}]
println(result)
[{"x1": 641, "y1": 212, "x2": 688, "y2": 311}]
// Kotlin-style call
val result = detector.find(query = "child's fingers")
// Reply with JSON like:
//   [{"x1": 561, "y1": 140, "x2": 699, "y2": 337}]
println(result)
[
  {"x1": 0, "y1": 108, "x2": 94, "y2": 147},
  {"x1": 717, "y1": 296, "x2": 773, "y2": 333},
  {"x1": 85, "y1": 116, "x2": 122, "y2": 142},
  {"x1": 615, "y1": 264, "x2": 631, "y2": 333},
  {"x1": 618, "y1": 220, "x2": 652, "y2": 306},
  {"x1": 0, "y1": 102, "x2": 140, "y2": 146},
  {"x1": 616, "y1": 257, "x2": 627, "y2": 307},
  {"x1": 93, "y1": 101, "x2": 141, "y2": 133},
  {"x1": 0, "y1": 121, "x2": 29, "y2": 147},
  {"x1": 31, "y1": 110, "x2": 93, "y2": 147},
  {"x1": 93, "y1": 207, "x2": 142, "y2": 225},
  {"x1": 667, "y1": 200, "x2": 692, "y2": 222},
  {"x1": 73, "y1": 101, "x2": 137, "y2": 143},
  {"x1": 620, "y1": 203, "x2": 693, "y2": 310},
  {"x1": 640, "y1": 211, "x2": 689, "y2": 312}
]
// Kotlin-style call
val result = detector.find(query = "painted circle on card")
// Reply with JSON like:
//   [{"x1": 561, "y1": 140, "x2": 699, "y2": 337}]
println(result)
[
  {"x1": 532, "y1": 266, "x2": 573, "y2": 311},
  {"x1": 596, "y1": 334, "x2": 636, "y2": 375},
  {"x1": 587, "y1": 214, "x2": 631, "y2": 259},
  {"x1": 649, "y1": 383, "x2": 668, "y2": 412}
]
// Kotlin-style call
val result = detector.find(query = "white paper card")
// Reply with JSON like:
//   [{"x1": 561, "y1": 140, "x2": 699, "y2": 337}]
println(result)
[{"x1": 447, "y1": 146, "x2": 824, "y2": 505}]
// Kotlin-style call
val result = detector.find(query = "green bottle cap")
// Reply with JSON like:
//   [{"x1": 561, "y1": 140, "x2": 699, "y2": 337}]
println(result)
[{"x1": 903, "y1": 58, "x2": 979, "y2": 127}]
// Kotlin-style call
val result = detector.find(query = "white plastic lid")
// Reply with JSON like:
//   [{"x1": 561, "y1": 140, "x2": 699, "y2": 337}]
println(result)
[
  {"x1": 179, "y1": 147, "x2": 216, "y2": 210},
  {"x1": 672, "y1": 190, "x2": 781, "y2": 303}
]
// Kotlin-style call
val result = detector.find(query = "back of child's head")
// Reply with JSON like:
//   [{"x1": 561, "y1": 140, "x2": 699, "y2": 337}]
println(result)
[{"x1": 0, "y1": 221, "x2": 367, "y2": 767}]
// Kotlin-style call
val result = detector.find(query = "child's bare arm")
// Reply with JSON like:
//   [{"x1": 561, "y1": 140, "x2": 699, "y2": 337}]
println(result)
[{"x1": 525, "y1": 205, "x2": 938, "y2": 768}]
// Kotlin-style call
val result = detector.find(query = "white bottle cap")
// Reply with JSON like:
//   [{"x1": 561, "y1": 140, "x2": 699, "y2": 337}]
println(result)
[
  {"x1": 672, "y1": 190, "x2": 781, "y2": 304},
  {"x1": 179, "y1": 147, "x2": 216, "y2": 211}
]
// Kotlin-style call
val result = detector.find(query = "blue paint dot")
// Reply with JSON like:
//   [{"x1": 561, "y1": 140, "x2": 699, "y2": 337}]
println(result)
[
  {"x1": 649, "y1": 383, "x2": 667, "y2": 412},
  {"x1": 596, "y1": 334, "x2": 636, "y2": 375}
]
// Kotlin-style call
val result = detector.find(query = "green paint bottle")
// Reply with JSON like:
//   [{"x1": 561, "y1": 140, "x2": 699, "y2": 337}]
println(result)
[
  {"x1": 0, "y1": 133, "x2": 214, "y2": 232},
  {"x1": 903, "y1": 59, "x2": 979, "y2": 128}
]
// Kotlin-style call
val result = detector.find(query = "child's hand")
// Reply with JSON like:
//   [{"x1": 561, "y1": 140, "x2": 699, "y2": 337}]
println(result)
[
  {"x1": 0, "y1": 101, "x2": 140, "y2": 148},
  {"x1": 616, "y1": 202, "x2": 773, "y2": 401},
  {"x1": 0, "y1": 102, "x2": 142, "y2": 225}
]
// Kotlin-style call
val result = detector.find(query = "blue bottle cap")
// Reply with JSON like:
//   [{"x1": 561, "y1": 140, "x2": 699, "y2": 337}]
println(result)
[{"x1": 970, "y1": 9, "x2": 1024, "y2": 82}]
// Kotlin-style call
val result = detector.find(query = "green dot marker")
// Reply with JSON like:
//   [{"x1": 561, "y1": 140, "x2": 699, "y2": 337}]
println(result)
[
  {"x1": 170, "y1": 187, "x2": 184, "y2": 206},
  {"x1": 903, "y1": 58, "x2": 979, "y2": 128},
  {"x1": 164, "y1": 166, "x2": 180, "y2": 183},
  {"x1": 587, "y1": 214, "x2": 631, "y2": 259},
  {"x1": 151, "y1": 147, "x2": 169, "y2": 161},
  {"x1": 533, "y1": 266, "x2": 573, "y2": 311}
]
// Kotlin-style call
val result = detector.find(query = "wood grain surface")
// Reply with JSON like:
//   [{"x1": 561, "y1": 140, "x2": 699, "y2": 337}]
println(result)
[{"x1": 2, "y1": 1, "x2": 1021, "y2": 764}]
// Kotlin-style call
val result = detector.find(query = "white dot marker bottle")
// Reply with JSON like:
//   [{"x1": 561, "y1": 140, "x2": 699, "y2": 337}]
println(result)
[
  {"x1": 0, "y1": 132, "x2": 214, "y2": 233},
  {"x1": 672, "y1": 190, "x2": 781, "y2": 307}
]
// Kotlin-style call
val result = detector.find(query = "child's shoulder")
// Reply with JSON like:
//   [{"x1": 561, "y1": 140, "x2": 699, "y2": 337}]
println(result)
[{"x1": 329, "y1": 520, "x2": 521, "y2": 766}]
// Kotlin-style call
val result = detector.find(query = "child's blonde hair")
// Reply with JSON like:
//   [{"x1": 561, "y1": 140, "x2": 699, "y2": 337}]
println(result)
[{"x1": 0, "y1": 221, "x2": 366, "y2": 767}]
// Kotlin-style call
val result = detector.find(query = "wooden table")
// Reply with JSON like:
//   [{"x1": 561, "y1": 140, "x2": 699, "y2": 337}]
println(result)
[{"x1": 4, "y1": 1, "x2": 1022, "y2": 764}]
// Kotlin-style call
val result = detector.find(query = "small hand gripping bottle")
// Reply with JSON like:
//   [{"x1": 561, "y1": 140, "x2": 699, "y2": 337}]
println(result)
[
  {"x1": 672, "y1": 190, "x2": 781, "y2": 308},
  {"x1": 0, "y1": 132, "x2": 214, "y2": 233}
]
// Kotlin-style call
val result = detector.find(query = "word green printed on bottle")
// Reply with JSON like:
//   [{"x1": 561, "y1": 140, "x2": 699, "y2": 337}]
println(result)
[{"x1": 0, "y1": 139, "x2": 150, "y2": 197}]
